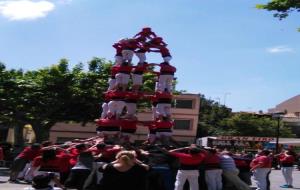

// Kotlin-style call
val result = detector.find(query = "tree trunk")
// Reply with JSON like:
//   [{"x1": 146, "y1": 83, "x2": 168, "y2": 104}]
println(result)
[
  {"x1": 14, "y1": 123, "x2": 24, "y2": 146},
  {"x1": 31, "y1": 121, "x2": 56, "y2": 143}
]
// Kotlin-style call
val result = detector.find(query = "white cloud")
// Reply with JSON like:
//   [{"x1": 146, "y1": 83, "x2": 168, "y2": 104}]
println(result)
[
  {"x1": 266, "y1": 46, "x2": 294, "y2": 54},
  {"x1": 0, "y1": 0, "x2": 55, "y2": 21}
]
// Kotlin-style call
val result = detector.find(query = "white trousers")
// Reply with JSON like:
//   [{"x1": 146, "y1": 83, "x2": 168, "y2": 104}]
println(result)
[
  {"x1": 108, "y1": 100, "x2": 126, "y2": 116},
  {"x1": 132, "y1": 74, "x2": 143, "y2": 86},
  {"x1": 282, "y1": 167, "x2": 293, "y2": 186},
  {"x1": 135, "y1": 52, "x2": 146, "y2": 63},
  {"x1": 158, "y1": 74, "x2": 173, "y2": 92},
  {"x1": 253, "y1": 168, "x2": 271, "y2": 190},
  {"x1": 126, "y1": 103, "x2": 137, "y2": 115},
  {"x1": 205, "y1": 169, "x2": 223, "y2": 190},
  {"x1": 114, "y1": 56, "x2": 123, "y2": 65},
  {"x1": 174, "y1": 170, "x2": 199, "y2": 190},
  {"x1": 163, "y1": 56, "x2": 172, "y2": 63},
  {"x1": 101, "y1": 103, "x2": 108, "y2": 119},
  {"x1": 122, "y1": 50, "x2": 134, "y2": 62},
  {"x1": 156, "y1": 103, "x2": 171, "y2": 117},
  {"x1": 115, "y1": 73, "x2": 130, "y2": 85},
  {"x1": 108, "y1": 78, "x2": 116, "y2": 91}
]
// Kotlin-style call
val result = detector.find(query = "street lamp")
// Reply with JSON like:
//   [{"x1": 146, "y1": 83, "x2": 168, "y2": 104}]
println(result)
[
  {"x1": 272, "y1": 112, "x2": 285, "y2": 154},
  {"x1": 223, "y1": 92, "x2": 231, "y2": 106}
]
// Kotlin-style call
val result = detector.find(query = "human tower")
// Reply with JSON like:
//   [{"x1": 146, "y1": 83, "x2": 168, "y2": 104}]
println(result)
[{"x1": 95, "y1": 27, "x2": 177, "y2": 145}]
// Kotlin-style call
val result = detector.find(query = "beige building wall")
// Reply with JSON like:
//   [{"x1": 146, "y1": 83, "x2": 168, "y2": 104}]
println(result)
[
  {"x1": 268, "y1": 95, "x2": 300, "y2": 115},
  {"x1": 50, "y1": 93, "x2": 200, "y2": 144}
]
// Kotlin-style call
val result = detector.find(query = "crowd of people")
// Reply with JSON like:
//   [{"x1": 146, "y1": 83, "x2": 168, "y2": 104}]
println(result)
[
  {"x1": 95, "y1": 27, "x2": 176, "y2": 146},
  {"x1": 6, "y1": 138, "x2": 300, "y2": 190}
]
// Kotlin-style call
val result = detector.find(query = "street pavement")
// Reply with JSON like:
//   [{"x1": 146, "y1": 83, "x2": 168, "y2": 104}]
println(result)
[{"x1": 1, "y1": 167, "x2": 300, "y2": 190}]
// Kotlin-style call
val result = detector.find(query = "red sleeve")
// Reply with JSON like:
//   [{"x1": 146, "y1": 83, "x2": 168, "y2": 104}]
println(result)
[
  {"x1": 169, "y1": 152, "x2": 187, "y2": 158},
  {"x1": 33, "y1": 157, "x2": 42, "y2": 167}
]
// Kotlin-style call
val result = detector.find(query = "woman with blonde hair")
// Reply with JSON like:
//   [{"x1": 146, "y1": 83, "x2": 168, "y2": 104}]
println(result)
[{"x1": 99, "y1": 150, "x2": 149, "y2": 190}]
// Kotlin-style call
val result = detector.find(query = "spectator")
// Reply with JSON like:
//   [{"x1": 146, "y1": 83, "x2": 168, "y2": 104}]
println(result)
[
  {"x1": 98, "y1": 150, "x2": 149, "y2": 190},
  {"x1": 204, "y1": 148, "x2": 222, "y2": 190},
  {"x1": 250, "y1": 150, "x2": 272, "y2": 190},
  {"x1": 9, "y1": 143, "x2": 41, "y2": 183},
  {"x1": 168, "y1": 146, "x2": 205, "y2": 190},
  {"x1": 64, "y1": 151, "x2": 94, "y2": 190},
  {"x1": 220, "y1": 151, "x2": 251, "y2": 190},
  {"x1": 279, "y1": 150, "x2": 296, "y2": 188}
]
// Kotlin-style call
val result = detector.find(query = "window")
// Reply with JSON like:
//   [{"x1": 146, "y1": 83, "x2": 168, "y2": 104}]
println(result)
[
  {"x1": 172, "y1": 99, "x2": 194, "y2": 109},
  {"x1": 174, "y1": 119, "x2": 192, "y2": 130}
]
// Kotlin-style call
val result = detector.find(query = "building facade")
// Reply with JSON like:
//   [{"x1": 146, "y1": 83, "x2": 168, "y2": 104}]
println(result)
[
  {"x1": 268, "y1": 94, "x2": 300, "y2": 137},
  {"x1": 49, "y1": 93, "x2": 200, "y2": 144}
]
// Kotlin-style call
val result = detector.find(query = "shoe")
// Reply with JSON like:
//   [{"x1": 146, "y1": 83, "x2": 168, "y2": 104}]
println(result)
[
  {"x1": 280, "y1": 184, "x2": 289, "y2": 188},
  {"x1": 288, "y1": 185, "x2": 293, "y2": 188}
]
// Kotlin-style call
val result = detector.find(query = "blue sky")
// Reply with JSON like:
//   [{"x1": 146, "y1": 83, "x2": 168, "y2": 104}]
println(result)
[{"x1": 0, "y1": 0, "x2": 299, "y2": 112}]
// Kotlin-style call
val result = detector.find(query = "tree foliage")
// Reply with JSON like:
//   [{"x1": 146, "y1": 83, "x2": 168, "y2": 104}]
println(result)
[
  {"x1": 256, "y1": 0, "x2": 300, "y2": 31},
  {"x1": 197, "y1": 95, "x2": 295, "y2": 138}
]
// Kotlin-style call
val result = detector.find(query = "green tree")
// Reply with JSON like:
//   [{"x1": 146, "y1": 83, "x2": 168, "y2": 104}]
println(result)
[
  {"x1": 219, "y1": 113, "x2": 294, "y2": 137},
  {"x1": 197, "y1": 94, "x2": 232, "y2": 137},
  {"x1": 256, "y1": 0, "x2": 300, "y2": 31}
]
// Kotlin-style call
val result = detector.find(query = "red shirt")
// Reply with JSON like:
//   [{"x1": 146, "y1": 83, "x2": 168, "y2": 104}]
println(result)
[
  {"x1": 122, "y1": 39, "x2": 140, "y2": 50},
  {"x1": 125, "y1": 92, "x2": 143, "y2": 102},
  {"x1": 120, "y1": 119, "x2": 137, "y2": 130},
  {"x1": 160, "y1": 47, "x2": 171, "y2": 57},
  {"x1": 204, "y1": 154, "x2": 220, "y2": 165},
  {"x1": 112, "y1": 43, "x2": 123, "y2": 55},
  {"x1": 156, "y1": 91, "x2": 172, "y2": 99},
  {"x1": 111, "y1": 66, "x2": 119, "y2": 77},
  {"x1": 115, "y1": 65, "x2": 132, "y2": 73},
  {"x1": 170, "y1": 152, "x2": 204, "y2": 166},
  {"x1": 132, "y1": 63, "x2": 149, "y2": 73},
  {"x1": 109, "y1": 90, "x2": 126, "y2": 100},
  {"x1": 280, "y1": 154, "x2": 295, "y2": 164},
  {"x1": 251, "y1": 156, "x2": 271, "y2": 168},
  {"x1": 155, "y1": 120, "x2": 174, "y2": 129},
  {"x1": 134, "y1": 31, "x2": 157, "y2": 42},
  {"x1": 96, "y1": 119, "x2": 120, "y2": 127},
  {"x1": 17, "y1": 147, "x2": 41, "y2": 161},
  {"x1": 33, "y1": 155, "x2": 69, "y2": 172},
  {"x1": 160, "y1": 63, "x2": 176, "y2": 73}
]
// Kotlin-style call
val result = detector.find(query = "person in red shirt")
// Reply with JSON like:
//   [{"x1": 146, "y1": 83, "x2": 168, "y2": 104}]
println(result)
[
  {"x1": 124, "y1": 91, "x2": 143, "y2": 118},
  {"x1": 9, "y1": 143, "x2": 41, "y2": 182},
  {"x1": 112, "y1": 40, "x2": 125, "y2": 65},
  {"x1": 24, "y1": 148, "x2": 70, "y2": 184},
  {"x1": 108, "y1": 65, "x2": 119, "y2": 91},
  {"x1": 101, "y1": 91, "x2": 112, "y2": 119},
  {"x1": 90, "y1": 143, "x2": 122, "y2": 163},
  {"x1": 154, "y1": 117, "x2": 174, "y2": 145},
  {"x1": 278, "y1": 150, "x2": 296, "y2": 188},
  {"x1": 134, "y1": 27, "x2": 157, "y2": 42},
  {"x1": 156, "y1": 62, "x2": 176, "y2": 93},
  {"x1": 120, "y1": 118, "x2": 138, "y2": 144},
  {"x1": 250, "y1": 150, "x2": 272, "y2": 190},
  {"x1": 204, "y1": 148, "x2": 222, "y2": 190},
  {"x1": 121, "y1": 38, "x2": 141, "y2": 64},
  {"x1": 107, "y1": 89, "x2": 126, "y2": 119},
  {"x1": 131, "y1": 62, "x2": 149, "y2": 91},
  {"x1": 168, "y1": 146, "x2": 205, "y2": 190},
  {"x1": 115, "y1": 62, "x2": 133, "y2": 91},
  {"x1": 96, "y1": 118, "x2": 120, "y2": 142},
  {"x1": 155, "y1": 91, "x2": 172, "y2": 120}
]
